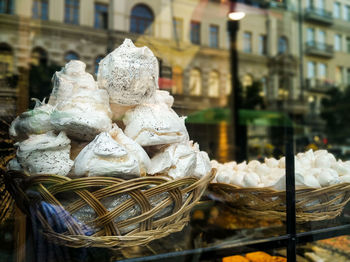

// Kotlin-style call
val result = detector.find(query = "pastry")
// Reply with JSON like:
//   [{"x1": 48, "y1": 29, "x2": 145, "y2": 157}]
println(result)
[
  {"x1": 123, "y1": 103, "x2": 189, "y2": 146},
  {"x1": 16, "y1": 131, "x2": 73, "y2": 176},
  {"x1": 109, "y1": 124, "x2": 151, "y2": 175},
  {"x1": 72, "y1": 132, "x2": 140, "y2": 178},
  {"x1": 9, "y1": 98, "x2": 54, "y2": 141},
  {"x1": 97, "y1": 39, "x2": 158, "y2": 106},
  {"x1": 50, "y1": 61, "x2": 112, "y2": 141}
]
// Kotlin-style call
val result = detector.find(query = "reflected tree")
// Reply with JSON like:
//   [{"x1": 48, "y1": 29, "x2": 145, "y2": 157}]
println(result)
[{"x1": 321, "y1": 86, "x2": 350, "y2": 144}]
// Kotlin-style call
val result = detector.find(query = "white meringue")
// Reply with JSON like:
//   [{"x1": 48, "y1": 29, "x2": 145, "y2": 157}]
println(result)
[
  {"x1": 265, "y1": 157, "x2": 279, "y2": 168},
  {"x1": 49, "y1": 60, "x2": 96, "y2": 106},
  {"x1": 247, "y1": 160, "x2": 260, "y2": 170},
  {"x1": 50, "y1": 61, "x2": 112, "y2": 141},
  {"x1": 73, "y1": 132, "x2": 140, "y2": 178},
  {"x1": 97, "y1": 39, "x2": 158, "y2": 106},
  {"x1": 148, "y1": 142, "x2": 196, "y2": 179},
  {"x1": 229, "y1": 171, "x2": 245, "y2": 187},
  {"x1": 9, "y1": 98, "x2": 54, "y2": 141},
  {"x1": 243, "y1": 172, "x2": 260, "y2": 187},
  {"x1": 332, "y1": 161, "x2": 350, "y2": 176},
  {"x1": 109, "y1": 124, "x2": 151, "y2": 175},
  {"x1": 146, "y1": 90, "x2": 174, "y2": 108},
  {"x1": 191, "y1": 142, "x2": 211, "y2": 178},
  {"x1": 6, "y1": 157, "x2": 23, "y2": 172},
  {"x1": 16, "y1": 131, "x2": 73, "y2": 176},
  {"x1": 123, "y1": 103, "x2": 189, "y2": 146}
]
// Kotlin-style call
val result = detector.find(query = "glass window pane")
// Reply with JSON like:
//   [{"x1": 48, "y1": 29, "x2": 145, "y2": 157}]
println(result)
[{"x1": 243, "y1": 32, "x2": 252, "y2": 53}]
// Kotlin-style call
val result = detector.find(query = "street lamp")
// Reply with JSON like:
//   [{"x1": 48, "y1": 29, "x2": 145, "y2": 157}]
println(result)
[{"x1": 228, "y1": 1, "x2": 245, "y2": 162}]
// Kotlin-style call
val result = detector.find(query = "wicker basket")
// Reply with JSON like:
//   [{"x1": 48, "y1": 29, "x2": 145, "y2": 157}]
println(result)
[
  {"x1": 4, "y1": 169, "x2": 215, "y2": 248},
  {"x1": 209, "y1": 182, "x2": 350, "y2": 223}
]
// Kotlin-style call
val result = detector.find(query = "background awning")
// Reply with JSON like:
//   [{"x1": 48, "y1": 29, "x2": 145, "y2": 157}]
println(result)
[{"x1": 185, "y1": 107, "x2": 293, "y2": 127}]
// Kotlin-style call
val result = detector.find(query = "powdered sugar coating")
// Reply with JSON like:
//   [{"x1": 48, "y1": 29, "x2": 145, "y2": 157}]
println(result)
[
  {"x1": 9, "y1": 99, "x2": 54, "y2": 141},
  {"x1": 16, "y1": 131, "x2": 73, "y2": 176},
  {"x1": 123, "y1": 103, "x2": 189, "y2": 146},
  {"x1": 73, "y1": 132, "x2": 140, "y2": 178},
  {"x1": 97, "y1": 39, "x2": 158, "y2": 105},
  {"x1": 51, "y1": 88, "x2": 112, "y2": 141},
  {"x1": 149, "y1": 141, "x2": 211, "y2": 179},
  {"x1": 49, "y1": 60, "x2": 96, "y2": 106},
  {"x1": 109, "y1": 124, "x2": 151, "y2": 174}
]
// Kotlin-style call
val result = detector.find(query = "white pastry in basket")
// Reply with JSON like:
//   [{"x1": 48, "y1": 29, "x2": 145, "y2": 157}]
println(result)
[
  {"x1": 50, "y1": 61, "x2": 112, "y2": 141},
  {"x1": 123, "y1": 103, "x2": 188, "y2": 146},
  {"x1": 109, "y1": 124, "x2": 151, "y2": 175},
  {"x1": 6, "y1": 157, "x2": 23, "y2": 172},
  {"x1": 97, "y1": 39, "x2": 158, "y2": 106},
  {"x1": 49, "y1": 60, "x2": 96, "y2": 106},
  {"x1": 73, "y1": 132, "x2": 140, "y2": 178},
  {"x1": 9, "y1": 98, "x2": 54, "y2": 141},
  {"x1": 149, "y1": 141, "x2": 210, "y2": 179},
  {"x1": 16, "y1": 131, "x2": 73, "y2": 176}
]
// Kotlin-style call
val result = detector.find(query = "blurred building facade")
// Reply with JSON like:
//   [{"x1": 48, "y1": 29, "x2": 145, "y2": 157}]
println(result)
[{"x1": 1, "y1": 0, "x2": 350, "y2": 158}]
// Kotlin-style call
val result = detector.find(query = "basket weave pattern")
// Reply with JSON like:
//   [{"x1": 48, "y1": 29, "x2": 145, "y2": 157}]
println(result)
[
  {"x1": 6, "y1": 170, "x2": 214, "y2": 248},
  {"x1": 209, "y1": 182, "x2": 350, "y2": 223}
]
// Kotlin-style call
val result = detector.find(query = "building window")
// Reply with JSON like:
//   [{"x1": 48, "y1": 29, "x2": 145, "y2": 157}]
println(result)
[
  {"x1": 189, "y1": 68, "x2": 202, "y2": 96},
  {"x1": 226, "y1": 74, "x2": 231, "y2": 95},
  {"x1": 306, "y1": 28, "x2": 315, "y2": 42},
  {"x1": 208, "y1": 71, "x2": 220, "y2": 97},
  {"x1": 258, "y1": 35, "x2": 267, "y2": 55},
  {"x1": 278, "y1": 36, "x2": 288, "y2": 54},
  {"x1": 65, "y1": 51, "x2": 79, "y2": 62},
  {"x1": 334, "y1": 34, "x2": 342, "y2": 51},
  {"x1": 32, "y1": 0, "x2": 48, "y2": 20},
  {"x1": 346, "y1": 37, "x2": 350, "y2": 53},
  {"x1": 172, "y1": 66, "x2": 183, "y2": 94},
  {"x1": 0, "y1": 0, "x2": 13, "y2": 14},
  {"x1": 0, "y1": 43, "x2": 14, "y2": 81},
  {"x1": 190, "y1": 21, "x2": 201, "y2": 45},
  {"x1": 334, "y1": 2, "x2": 341, "y2": 19},
  {"x1": 307, "y1": 61, "x2": 316, "y2": 78},
  {"x1": 243, "y1": 32, "x2": 252, "y2": 53},
  {"x1": 172, "y1": 17, "x2": 183, "y2": 41},
  {"x1": 209, "y1": 25, "x2": 219, "y2": 48},
  {"x1": 130, "y1": 4, "x2": 154, "y2": 35},
  {"x1": 65, "y1": 0, "x2": 79, "y2": 25},
  {"x1": 345, "y1": 5, "x2": 350, "y2": 21},
  {"x1": 318, "y1": 63, "x2": 327, "y2": 79},
  {"x1": 318, "y1": 30, "x2": 326, "y2": 44},
  {"x1": 94, "y1": 3, "x2": 108, "y2": 29},
  {"x1": 94, "y1": 55, "x2": 103, "y2": 74},
  {"x1": 335, "y1": 66, "x2": 343, "y2": 85},
  {"x1": 31, "y1": 47, "x2": 48, "y2": 66}
]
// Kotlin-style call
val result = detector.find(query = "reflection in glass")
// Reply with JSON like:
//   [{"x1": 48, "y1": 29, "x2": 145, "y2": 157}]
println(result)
[
  {"x1": 0, "y1": 0, "x2": 13, "y2": 14},
  {"x1": 190, "y1": 21, "x2": 201, "y2": 45},
  {"x1": 243, "y1": 32, "x2": 252, "y2": 53},
  {"x1": 209, "y1": 25, "x2": 219, "y2": 48},
  {"x1": 64, "y1": 51, "x2": 79, "y2": 62},
  {"x1": 189, "y1": 68, "x2": 201, "y2": 96},
  {"x1": 130, "y1": 4, "x2": 154, "y2": 35},
  {"x1": 32, "y1": 0, "x2": 48, "y2": 20},
  {"x1": 94, "y1": 3, "x2": 108, "y2": 29},
  {"x1": 172, "y1": 66, "x2": 183, "y2": 94},
  {"x1": 64, "y1": 0, "x2": 79, "y2": 25},
  {"x1": 208, "y1": 71, "x2": 220, "y2": 97}
]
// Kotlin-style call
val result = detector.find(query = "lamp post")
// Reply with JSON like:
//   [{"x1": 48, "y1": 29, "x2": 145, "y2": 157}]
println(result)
[{"x1": 228, "y1": 1, "x2": 245, "y2": 162}]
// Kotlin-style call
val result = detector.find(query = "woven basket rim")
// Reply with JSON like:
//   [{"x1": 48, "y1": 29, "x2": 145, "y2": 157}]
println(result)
[
  {"x1": 211, "y1": 181, "x2": 350, "y2": 193},
  {"x1": 4, "y1": 168, "x2": 216, "y2": 248}
]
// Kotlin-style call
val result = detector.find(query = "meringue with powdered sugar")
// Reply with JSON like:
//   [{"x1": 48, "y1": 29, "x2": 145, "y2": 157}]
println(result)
[
  {"x1": 123, "y1": 103, "x2": 188, "y2": 146},
  {"x1": 72, "y1": 132, "x2": 140, "y2": 178},
  {"x1": 16, "y1": 131, "x2": 73, "y2": 176},
  {"x1": 97, "y1": 39, "x2": 158, "y2": 106},
  {"x1": 9, "y1": 98, "x2": 54, "y2": 141},
  {"x1": 50, "y1": 61, "x2": 112, "y2": 141}
]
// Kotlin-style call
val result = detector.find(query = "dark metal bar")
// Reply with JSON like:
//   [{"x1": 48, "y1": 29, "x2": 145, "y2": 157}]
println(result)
[
  {"x1": 285, "y1": 125, "x2": 296, "y2": 262},
  {"x1": 298, "y1": 0, "x2": 305, "y2": 101}
]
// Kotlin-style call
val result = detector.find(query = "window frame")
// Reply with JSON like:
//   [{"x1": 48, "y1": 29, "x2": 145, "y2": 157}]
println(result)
[
  {"x1": 64, "y1": 0, "x2": 80, "y2": 25},
  {"x1": 190, "y1": 20, "x2": 201, "y2": 45},
  {"x1": 243, "y1": 31, "x2": 252, "y2": 53},
  {"x1": 209, "y1": 24, "x2": 219, "y2": 48}
]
